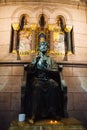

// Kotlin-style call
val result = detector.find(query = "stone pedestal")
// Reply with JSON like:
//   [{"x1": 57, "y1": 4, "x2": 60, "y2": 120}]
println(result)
[{"x1": 8, "y1": 118, "x2": 86, "y2": 130}]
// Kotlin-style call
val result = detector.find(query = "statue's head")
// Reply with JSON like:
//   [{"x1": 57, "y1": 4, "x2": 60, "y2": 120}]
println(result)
[{"x1": 39, "y1": 41, "x2": 48, "y2": 53}]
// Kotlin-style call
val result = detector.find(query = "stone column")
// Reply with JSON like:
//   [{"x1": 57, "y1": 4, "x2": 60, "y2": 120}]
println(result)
[
  {"x1": 65, "y1": 25, "x2": 72, "y2": 55},
  {"x1": 12, "y1": 23, "x2": 20, "y2": 53},
  {"x1": 30, "y1": 24, "x2": 37, "y2": 52},
  {"x1": 12, "y1": 23, "x2": 21, "y2": 60},
  {"x1": 49, "y1": 31, "x2": 54, "y2": 50},
  {"x1": 48, "y1": 24, "x2": 54, "y2": 52},
  {"x1": 31, "y1": 30, "x2": 35, "y2": 50}
]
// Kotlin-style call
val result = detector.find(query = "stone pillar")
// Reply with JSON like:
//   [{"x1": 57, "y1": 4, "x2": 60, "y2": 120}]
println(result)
[
  {"x1": 12, "y1": 23, "x2": 21, "y2": 60},
  {"x1": 65, "y1": 25, "x2": 72, "y2": 55},
  {"x1": 48, "y1": 24, "x2": 54, "y2": 52},
  {"x1": 12, "y1": 23, "x2": 20, "y2": 53},
  {"x1": 30, "y1": 24, "x2": 37, "y2": 52},
  {"x1": 49, "y1": 31, "x2": 54, "y2": 50},
  {"x1": 31, "y1": 30, "x2": 35, "y2": 50}
]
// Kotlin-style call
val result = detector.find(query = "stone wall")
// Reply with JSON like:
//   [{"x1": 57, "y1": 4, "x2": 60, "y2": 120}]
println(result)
[
  {"x1": 63, "y1": 67, "x2": 87, "y2": 127},
  {"x1": 0, "y1": 1, "x2": 87, "y2": 130},
  {"x1": 0, "y1": 66, "x2": 24, "y2": 130}
]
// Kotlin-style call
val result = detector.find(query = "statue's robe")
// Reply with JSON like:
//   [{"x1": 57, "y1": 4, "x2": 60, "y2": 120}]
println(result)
[{"x1": 24, "y1": 64, "x2": 64, "y2": 120}]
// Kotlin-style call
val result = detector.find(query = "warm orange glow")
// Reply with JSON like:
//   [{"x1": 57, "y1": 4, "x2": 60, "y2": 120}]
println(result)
[
  {"x1": 54, "y1": 120, "x2": 58, "y2": 123},
  {"x1": 50, "y1": 120, "x2": 58, "y2": 124},
  {"x1": 50, "y1": 120, "x2": 53, "y2": 124}
]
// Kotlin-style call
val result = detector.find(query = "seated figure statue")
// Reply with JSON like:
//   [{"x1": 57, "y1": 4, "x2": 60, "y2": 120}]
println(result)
[{"x1": 24, "y1": 41, "x2": 66, "y2": 124}]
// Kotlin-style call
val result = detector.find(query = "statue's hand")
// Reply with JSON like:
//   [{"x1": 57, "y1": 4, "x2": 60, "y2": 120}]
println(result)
[
  {"x1": 37, "y1": 59, "x2": 47, "y2": 70},
  {"x1": 37, "y1": 63, "x2": 45, "y2": 70}
]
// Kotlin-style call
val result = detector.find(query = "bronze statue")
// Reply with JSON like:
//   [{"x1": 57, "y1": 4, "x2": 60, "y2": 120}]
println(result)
[{"x1": 24, "y1": 41, "x2": 67, "y2": 124}]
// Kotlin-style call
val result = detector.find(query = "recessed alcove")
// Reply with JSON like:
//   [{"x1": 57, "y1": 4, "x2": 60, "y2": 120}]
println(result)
[{"x1": 10, "y1": 12, "x2": 74, "y2": 61}]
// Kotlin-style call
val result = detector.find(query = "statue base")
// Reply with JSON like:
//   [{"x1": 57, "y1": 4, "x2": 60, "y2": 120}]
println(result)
[{"x1": 8, "y1": 117, "x2": 86, "y2": 130}]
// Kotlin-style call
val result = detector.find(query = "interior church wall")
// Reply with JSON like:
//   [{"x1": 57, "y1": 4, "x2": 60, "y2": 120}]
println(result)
[
  {"x1": 0, "y1": 2, "x2": 87, "y2": 130},
  {"x1": 63, "y1": 67, "x2": 87, "y2": 126},
  {"x1": 0, "y1": 3, "x2": 87, "y2": 60},
  {"x1": 0, "y1": 66, "x2": 24, "y2": 130}
]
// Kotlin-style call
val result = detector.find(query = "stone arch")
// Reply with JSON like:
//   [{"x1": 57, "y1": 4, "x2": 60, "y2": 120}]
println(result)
[
  {"x1": 55, "y1": 10, "x2": 74, "y2": 55},
  {"x1": 52, "y1": 8, "x2": 74, "y2": 55},
  {"x1": 35, "y1": 6, "x2": 51, "y2": 24},
  {"x1": 34, "y1": 6, "x2": 51, "y2": 47},
  {"x1": 11, "y1": 6, "x2": 33, "y2": 23},
  {"x1": 38, "y1": 13, "x2": 48, "y2": 28},
  {"x1": 56, "y1": 15, "x2": 66, "y2": 30},
  {"x1": 10, "y1": 5, "x2": 74, "y2": 56},
  {"x1": 51, "y1": 7, "x2": 73, "y2": 25},
  {"x1": 19, "y1": 14, "x2": 30, "y2": 30},
  {"x1": 10, "y1": 7, "x2": 34, "y2": 56},
  {"x1": 19, "y1": 14, "x2": 29, "y2": 23}
]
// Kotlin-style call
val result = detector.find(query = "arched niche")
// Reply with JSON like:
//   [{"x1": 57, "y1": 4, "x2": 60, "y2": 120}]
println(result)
[
  {"x1": 10, "y1": 13, "x2": 36, "y2": 58},
  {"x1": 19, "y1": 14, "x2": 30, "y2": 30},
  {"x1": 38, "y1": 13, "x2": 48, "y2": 28},
  {"x1": 49, "y1": 15, "x2": 74, "y2": 57},
  {"x1": 35, "y1": 13, "x2": 50, "y2": 51},
  {"x1": 18, "y1": 14, "x2": 32, "y2": 55},
  {"x1": 53, "y1": 15, "x2": 66, "y2": 55},
  {"x1": 9, "y1": 8, "x2": 74, "y2": 60}
]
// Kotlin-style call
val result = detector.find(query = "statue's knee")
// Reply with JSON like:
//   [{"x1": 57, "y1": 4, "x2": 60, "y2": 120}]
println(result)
[{"x1": 49, "y1": 79, "x2": 58, "y2": 87}]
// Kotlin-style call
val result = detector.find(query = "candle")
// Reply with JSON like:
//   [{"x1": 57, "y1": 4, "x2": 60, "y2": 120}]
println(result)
[{"x1": 50, "y1": 120, "x2": 58, "y2": 124}]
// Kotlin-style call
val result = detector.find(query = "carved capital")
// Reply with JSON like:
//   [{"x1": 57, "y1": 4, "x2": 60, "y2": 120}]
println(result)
[
  {"x1": 67, "y1": 51, "x2": 72, "y2": 55},
  {"x1": 48, "y1": 24, "x2": 54, "y2": 31},
  {"x1": 64, "y1": 25, "x2": 72, "y2": 32},
  {"x1": 30, "y1": 23, "x2": 37, "y2": 30},
  {"x1": 12, "y1": 23, "x2": 20, "y2": 31}
]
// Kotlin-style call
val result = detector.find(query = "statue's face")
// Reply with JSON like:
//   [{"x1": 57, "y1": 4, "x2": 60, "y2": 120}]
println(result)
[{"x1": 39, "y1": 42, "x2": 48, "y2": 53}]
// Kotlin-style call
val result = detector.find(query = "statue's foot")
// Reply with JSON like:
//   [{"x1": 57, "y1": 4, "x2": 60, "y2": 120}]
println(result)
[
  {"x1": 28, "y1": 115, "x2": 35, "y2": 124},
  {"x1": 28, "y1": 119, "x2": 34, "y2": 124}
]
